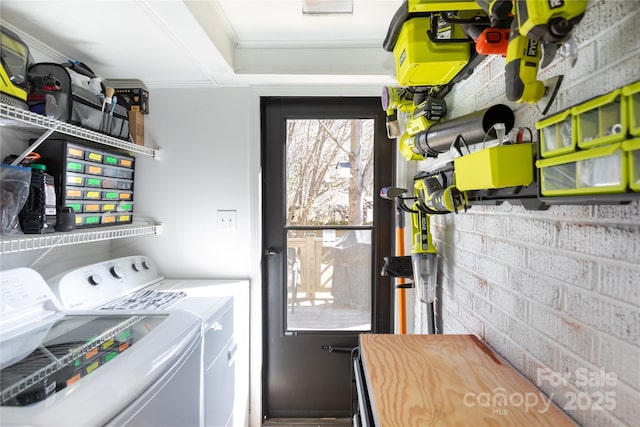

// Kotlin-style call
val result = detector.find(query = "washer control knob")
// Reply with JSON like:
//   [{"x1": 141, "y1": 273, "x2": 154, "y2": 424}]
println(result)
[
  {"x1": 132, "y1": 262, "x2": 142, "y2": 272},
  {"x1": 89, "y1": 274, "x2": 102, "y2": 286},
  {"x1": 110, "y1": 266, "x2": 126, "y2": 279},
  {"x1": 141, "y1": 260, "x2": 151, "y2": 270}
]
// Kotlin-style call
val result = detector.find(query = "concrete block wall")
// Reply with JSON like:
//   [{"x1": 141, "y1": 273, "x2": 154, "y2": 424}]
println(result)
[{"x1": 414, "y1": 1, "x2": 640, "y2": 426}]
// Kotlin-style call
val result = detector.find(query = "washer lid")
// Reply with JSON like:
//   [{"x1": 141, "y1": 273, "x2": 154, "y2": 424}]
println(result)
[{"x1": 0, "y1": 268, "x2": 63, "y2": 370}]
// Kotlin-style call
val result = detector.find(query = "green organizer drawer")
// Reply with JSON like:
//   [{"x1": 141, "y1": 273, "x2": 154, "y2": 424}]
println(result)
[
  {"x1": 622, "y1": 138, "x2": 640, "y2": 191},
  {"x1": 573, "y1": 89, "x2": 627, "y2": 149},
  {"x1": 536, "y1": 143, "x2": 627, "y2": 196},
  {"x1": 536, "y1": 109, "x2": 575, "y2": 157},
  {"x1": 622, "y1": 80, "x2": 640, "y2": 137}
]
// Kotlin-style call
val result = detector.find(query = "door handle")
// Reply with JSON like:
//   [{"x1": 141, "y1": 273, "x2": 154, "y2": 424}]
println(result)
[
  {"x1": 264, "y1": 248, "x2": 280, "y2": 256},
  {"x1": 321, "y1": 345, "x2": 354, "y2": 354}
]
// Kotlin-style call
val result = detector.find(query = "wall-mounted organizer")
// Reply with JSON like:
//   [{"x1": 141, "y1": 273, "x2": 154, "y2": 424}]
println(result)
[
  {"x1": 536, "y1": 109, "x2": 575, "y2": 158},
  {"x1": 35, "y1": 140, "x2": 135, "y2": 228},
  {"x1": 623, "y1": 139, "x2": 640, "y2": 192},
  {"x1": 573, "y1": 89, "x2": 627, "y2": 149},
  {"x1": 623, "y1": 80, "x2": 640, "y2": 137},
  {"x1": 536, "y1": 143, "x2": 627, "y2": 196},
  {"x1": 535, "y1": 81, "x2": 640, "y2": 204}
]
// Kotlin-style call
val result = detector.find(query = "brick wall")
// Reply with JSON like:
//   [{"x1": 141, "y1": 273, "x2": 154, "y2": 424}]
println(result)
[{"x1": 413, "y1": 1, "x2": 640, "y2": 426}]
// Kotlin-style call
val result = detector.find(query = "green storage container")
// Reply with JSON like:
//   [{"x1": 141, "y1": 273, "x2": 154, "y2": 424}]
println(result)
[
  {"x1": 622, "y1": 80, "x2": 640, "y2": 137},
  {"x1": 536, "y1": 143, "x2": 627, "y2": 196},
  {"x1": 622, "y1": 138, "x2": 640, "y2": 191},
  {"x1": 536, "y1": 108, "x2": 575, "y2": 157},
  {"x1": 573, "y1": 89, "x2": 627, "y2": 149}
]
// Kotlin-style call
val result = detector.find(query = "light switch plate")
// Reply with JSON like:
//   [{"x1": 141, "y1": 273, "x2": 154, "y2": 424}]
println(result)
[{"x1": 216, "y1": 210, "x2": 237, "y2": 229}]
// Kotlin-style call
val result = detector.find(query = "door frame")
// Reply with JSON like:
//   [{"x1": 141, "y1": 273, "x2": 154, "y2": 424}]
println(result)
[{"x1": 260, "y1": 96, "x2": 395, "y2": 419}]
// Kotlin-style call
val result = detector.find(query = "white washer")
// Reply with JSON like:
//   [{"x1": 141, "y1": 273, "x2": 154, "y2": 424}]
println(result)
[
  {"x1": 0, "y1": 267, "x2": 202, "y2": 427},
  {"x1": 47, "y1": 255, "x2": 249, "y2": 427}
]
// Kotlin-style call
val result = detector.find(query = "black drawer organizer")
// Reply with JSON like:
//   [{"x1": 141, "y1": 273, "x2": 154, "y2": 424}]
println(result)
[{"x1": 36, "y1": 139, "x2": 134, "y2": 228}]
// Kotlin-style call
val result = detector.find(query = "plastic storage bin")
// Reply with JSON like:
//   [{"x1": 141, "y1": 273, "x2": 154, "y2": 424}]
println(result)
[
  {"x1": 454, "y1": 143, "x2": 534, "y2": 190},
  {"x1": 622, "y1": 138, "x2": 640, "y2": 191},
  {"x1": 536, "y1": 109, "x2": 575, "y2": 157},
  {"x1": 573, "y1": 89, "x2": 627, "y2": 149},
  {"x1": 622, "y1": 80, "x2": 640, "y2": 137},
  {"x1": 536, "y1": 143, "x2": 627, "y2": 196}
]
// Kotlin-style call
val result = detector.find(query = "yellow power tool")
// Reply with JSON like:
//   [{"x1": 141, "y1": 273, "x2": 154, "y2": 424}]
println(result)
[
  {"x1": 502, "y1": 0, "x2": 588, "y2": 113},
  {"x1": 0, "y1": 27, "x2": 30, "y2": 109}
]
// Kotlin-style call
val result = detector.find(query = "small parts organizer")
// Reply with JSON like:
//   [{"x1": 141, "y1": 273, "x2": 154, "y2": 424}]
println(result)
[
  {"x1": 36, "y1": 139, "x2": 135, "y2": 228},
  {"x1": 536, "y1": 80, "x2": 640, "y2": 200}
]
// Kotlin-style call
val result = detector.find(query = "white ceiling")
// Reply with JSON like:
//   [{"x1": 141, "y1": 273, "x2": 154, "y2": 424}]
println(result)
[{"x1": 0, "y1": 0, "x2": 402, "y2": 88}]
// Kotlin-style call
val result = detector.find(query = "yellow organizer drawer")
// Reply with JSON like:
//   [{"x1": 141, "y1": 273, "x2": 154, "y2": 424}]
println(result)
[
  {"x1": 536, "y1": 143, "x2": 627, "y2": 196},
  {"x1": 622, "y1": 138, "x2": 640, "y2": 191},
  {"x1": 622, "y1": 80, "x2": 640, "y2": 137},
  {"x1": 454, "y1": 143, "x2": 534, "y2": 191},
  {"x1": 573, "y1": 89, "x2": 627, "y2": 149},
  {"x1": 536, "y1": 109, "x2": 575, "y2": 157},
  {"x1": 84, "y1": 148, "x2": 104, "y2": 164},
  {"x1": 393, "y1": 16, "x2": 470, "y2": 87}
]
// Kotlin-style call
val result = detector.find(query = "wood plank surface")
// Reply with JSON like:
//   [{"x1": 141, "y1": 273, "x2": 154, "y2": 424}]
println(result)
[{"x1": 359, "y1": 334, "x2": 576, "y2": 427}]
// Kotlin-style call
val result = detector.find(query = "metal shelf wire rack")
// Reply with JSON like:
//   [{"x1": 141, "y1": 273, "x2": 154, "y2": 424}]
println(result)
[{"x1": 0, "y1": 103, "x2": 159, "y2": 158}]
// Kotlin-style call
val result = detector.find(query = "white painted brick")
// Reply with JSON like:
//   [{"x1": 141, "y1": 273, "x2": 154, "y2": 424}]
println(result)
[
  {"x1": 573, "y1": 0, "x2": 640, "y2": 45},
  {"x1": 557, "y1": 224, "x2": 640, "y2": 263},
  {"x1": 506, "y1": 218, "x2": 557, "y2": 247},
  {"x1": 473, "y1": 297, "x2": 507, "y2": 332},
  {"x1": 509, "y1": 318, "x2": 557, "y2": 368},
  {"x1": 565, "y1": 289, "x2": 640, "y2": 346},
  {"x1": 489, "y1": 283, "x2": 529, "y2": 319},
  {"x1": 529, "y1": 306, "x2": 595, "y2": 362},
  {"x1": 439, "y1": 289, "x2": 459, "y2": 317},
  {"x1": 456, "y1": 305, "x2": 484, "y2": 337},
  {"x1": 595, "y1": 201, "x2": 640, "y2": 223},
  {"x1": 475, "y1": 76, "x2": 508, "y2": 109},
  {"x1": 597, "y1": 263, "x2": 640, "y2": 306},
  {"x1": 484, "y1": 324, "x2": 525, "y2": 372},
  {"x1": 476, "y1": 256, "x2": 508, "y2": 284},
  {"x1": 608, "y1": 383, "x2": 640, "y2": 427},
  {"x1": 544, "y1": 204, "x2": 593, "y2": 219},
  {"x1": 598, "y1": 336, "x2": 640, "y2": 390},
  {"x1": 527, "y1": 248, "x2": 593, "y2": 289},
  {"x1": 452, "y1": 246, "x2": 476, "y2": 271},
  {"x1": 510, "y1": 268, "x2": 563, "y2": 309},
  {"x1": 455, "y1": 230, "x2": 485, "y2": 254},
  {"x1": 451, "y1": 210, "x2": 475, "y2": 231},
  {"x1": 475, "y1": 214, "x2": 507, "y2": 238},
  {"x1": 485, "y1": 237, "x2": 527, "y2": 269},
  {"x1": 451, "y1": 267, "x2": 489, "y2": 298},
  {"x1": 451, "y1": 280, "x2": 474, "y2": 311}
]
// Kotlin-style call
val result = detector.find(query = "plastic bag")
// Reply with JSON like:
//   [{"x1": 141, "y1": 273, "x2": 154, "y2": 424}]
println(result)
[{"x1": 1, "y1": 164, "x2": 31, "y2": 235}]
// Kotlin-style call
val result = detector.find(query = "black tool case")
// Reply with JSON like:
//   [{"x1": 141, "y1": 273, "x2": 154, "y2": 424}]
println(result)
[{"x1": 27, "y1": 63, "x2": 129, "y2": 140}]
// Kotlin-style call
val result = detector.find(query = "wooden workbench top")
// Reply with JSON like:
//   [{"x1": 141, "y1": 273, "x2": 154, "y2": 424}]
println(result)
[{"x1": 359, "y1": 334, "x2": 576, "y2": 427}]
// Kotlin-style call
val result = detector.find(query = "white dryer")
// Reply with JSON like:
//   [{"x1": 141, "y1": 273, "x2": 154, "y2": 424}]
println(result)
[{"x1": 47, "y1": 255, "x2": 249, "y2": 427}]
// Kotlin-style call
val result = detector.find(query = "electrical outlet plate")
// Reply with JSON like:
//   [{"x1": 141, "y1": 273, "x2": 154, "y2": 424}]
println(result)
[{"x1": 216, "y1": 210, "x2": 237, "y2": 229}]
